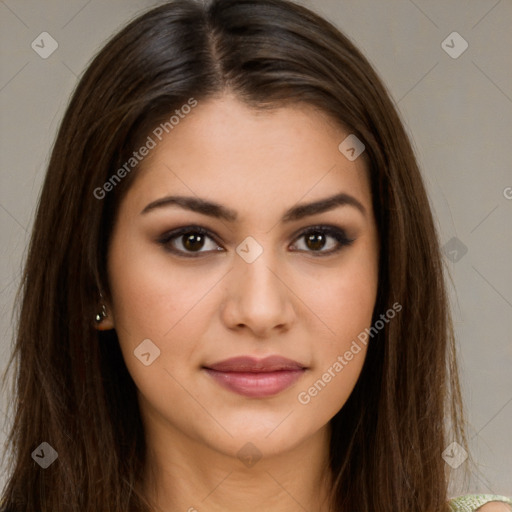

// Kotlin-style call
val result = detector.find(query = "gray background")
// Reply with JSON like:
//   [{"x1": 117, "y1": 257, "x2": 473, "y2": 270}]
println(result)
[{"x1": 1, "y1": 0, "x2": 511, "y2": 498}]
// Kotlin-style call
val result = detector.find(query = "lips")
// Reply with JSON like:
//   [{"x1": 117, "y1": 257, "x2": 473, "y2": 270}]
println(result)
[
  {"x1": 204, "y1": 355, "x2": 306, "y2": 372},
  {"x1": 203, "y1": 355, "x2": 307, "y2": 398}
]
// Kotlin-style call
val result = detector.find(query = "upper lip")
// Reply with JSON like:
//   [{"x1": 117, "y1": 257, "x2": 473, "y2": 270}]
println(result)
[{"x1": 203, "y1": 355, "x2": 306, "y2": 373}]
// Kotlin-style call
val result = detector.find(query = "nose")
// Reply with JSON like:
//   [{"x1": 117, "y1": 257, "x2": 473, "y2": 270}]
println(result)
[{"x1": 220, "y1": 247, "x2": 296, "y2": 338}]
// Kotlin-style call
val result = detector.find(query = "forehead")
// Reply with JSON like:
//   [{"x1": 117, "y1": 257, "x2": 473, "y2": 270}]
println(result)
[{"x1": 121, "y1": 94, "x2": 372, "y2": 222}]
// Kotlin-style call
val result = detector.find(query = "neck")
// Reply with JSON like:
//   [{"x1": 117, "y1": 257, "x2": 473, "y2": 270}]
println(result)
[{"x1": 142, "y1": 419, "x2": 334, "y2": 512}]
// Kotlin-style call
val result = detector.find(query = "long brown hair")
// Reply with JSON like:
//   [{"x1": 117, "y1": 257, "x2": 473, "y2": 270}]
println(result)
[{"x1": 1, "y1": 0, "x2": 468, "y2": 510}]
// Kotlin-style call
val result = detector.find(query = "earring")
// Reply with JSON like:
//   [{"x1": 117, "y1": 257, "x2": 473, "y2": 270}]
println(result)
[
  {"x1": 95, "y1": 303, "x2": 108, "y2": 323},
  {"x1": 95, "y1": 292, "x2": 108, "y2": 323}
]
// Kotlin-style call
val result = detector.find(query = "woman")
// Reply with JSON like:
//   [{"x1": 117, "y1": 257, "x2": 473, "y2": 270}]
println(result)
[{"x1": 1, "y1": 0, "x2": 510, "y2": 510}]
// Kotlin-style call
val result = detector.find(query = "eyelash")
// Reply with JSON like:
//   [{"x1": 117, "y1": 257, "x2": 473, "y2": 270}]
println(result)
[{"x1": 156, "y1": 224, "x2": 355, "y2": 258}]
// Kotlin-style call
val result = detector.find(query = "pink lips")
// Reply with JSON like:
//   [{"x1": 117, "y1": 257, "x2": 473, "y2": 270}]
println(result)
[{"x1": 203, "y1": 355, "x2": 307, "y2": 398}]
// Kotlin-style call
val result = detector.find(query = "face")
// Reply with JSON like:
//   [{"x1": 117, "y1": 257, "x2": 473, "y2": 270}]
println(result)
[{"x1": 105, "y1": 94, "x2": 379, "y2": 460}]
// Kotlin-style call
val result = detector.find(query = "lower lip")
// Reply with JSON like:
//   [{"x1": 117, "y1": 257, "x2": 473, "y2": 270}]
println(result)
[{"x1": 203, "y1": 368, "x2": 305, "y2": 398}]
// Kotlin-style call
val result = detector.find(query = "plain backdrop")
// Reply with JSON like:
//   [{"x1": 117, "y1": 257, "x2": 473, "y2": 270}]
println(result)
[{"x1": 1, "y1": 0, "x2": 511, "y2": 497}]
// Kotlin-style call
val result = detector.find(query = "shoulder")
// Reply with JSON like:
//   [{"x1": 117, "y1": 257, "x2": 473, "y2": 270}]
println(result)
[
  {"x1": 476, "y1": 504, "x2": 512, "y2": 511},
  {"x1": 448, "y1": 494, "x2": 512, "y2": 512}
]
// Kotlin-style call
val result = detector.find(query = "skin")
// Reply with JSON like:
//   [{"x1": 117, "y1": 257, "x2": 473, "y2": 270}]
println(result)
[
  {"x1": 101, "y1": 93, "x2": 379, "y2": 512},
  {"x1": 477, "y1": 505, "x2": 512, "y2": 511}
]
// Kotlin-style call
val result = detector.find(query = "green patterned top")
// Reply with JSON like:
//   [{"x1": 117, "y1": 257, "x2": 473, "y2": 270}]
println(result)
[{"x1": 448, "y1": 494, "x2": 512, "y2": 511}]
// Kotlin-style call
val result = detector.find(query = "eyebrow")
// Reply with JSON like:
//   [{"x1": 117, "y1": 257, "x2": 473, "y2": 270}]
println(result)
[{"x1": 140, "y1": 191, "x2": 366, "y2": 222}]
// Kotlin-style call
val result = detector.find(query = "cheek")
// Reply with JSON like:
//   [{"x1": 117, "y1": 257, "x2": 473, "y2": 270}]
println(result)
[
  {"x1": 106, "y1": 233, "x2": 219, "y2": 381},
  {"x1": 300, "y1": 246, "x2": 378, "y2": 353},
  {"x1": 300, "y1": 268, "x2": 376, "y2": 388},
  {"x1": 293, "y1": 280, "x2": 373, "y2": 429},
  {"x1": 293, "y1": 242, "x2": 378, "y2": 418},
  {"x1": 319, "y1": 271, "x2": 376, "y2": 341},
  {"x1": 106, "y1": 243, "x2": 218, "y2": 423},
  {"x1": 108, "y1": 226, "x2": 217, "y2": 338}
]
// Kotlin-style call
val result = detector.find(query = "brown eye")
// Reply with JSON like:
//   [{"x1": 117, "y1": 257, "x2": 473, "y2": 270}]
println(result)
[
  {"x1": 158, "y1": 224, "x2": 354, "y2": 259},
  {"x1": 182, "y1": 232, "x2": 206, "y2": 252},
  {"x1": 305, "y1": 232, "x2": 328, "y2": 251},
  {"x1": 290, "y1": 226, "x2": 355, "y2": 256},
  {"x1": 157, "y1": 226, "x2": 223, "y2": 258}
]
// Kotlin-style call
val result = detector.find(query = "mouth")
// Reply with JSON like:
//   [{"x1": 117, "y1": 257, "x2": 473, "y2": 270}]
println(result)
[{"x1": 202, "y1": 355, "x2": 307, "y2": 398}]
